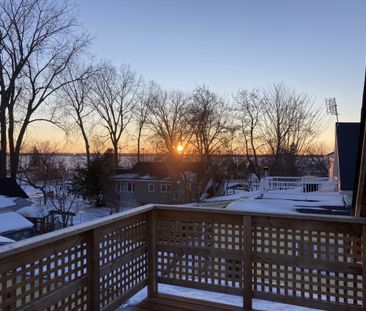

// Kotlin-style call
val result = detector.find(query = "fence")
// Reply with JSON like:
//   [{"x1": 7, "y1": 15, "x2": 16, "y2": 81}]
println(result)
[
  {"x1": 0, "y1": 204, "x2": 364, "y2": 310},
  {"x1": 262, "y1": 176, "x2": 337, "y2": 192}
]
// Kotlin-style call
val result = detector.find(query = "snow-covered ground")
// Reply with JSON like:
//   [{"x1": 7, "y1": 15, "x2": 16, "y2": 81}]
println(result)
[
  {"x1": 20, "y1": 184, "x2": 112, "y2": 225},
  {"x1": 120, "y1": 284, "x2": 320, "y2": 311}
]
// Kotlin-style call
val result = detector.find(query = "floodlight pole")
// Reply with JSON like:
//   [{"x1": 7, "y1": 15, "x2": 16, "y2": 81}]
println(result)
[{"x1": 325, "y1": 97, "x2": 339, "y2": 122}]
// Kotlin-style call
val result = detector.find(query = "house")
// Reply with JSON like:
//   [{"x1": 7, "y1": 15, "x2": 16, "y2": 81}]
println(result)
[
  {"x1": 107, "y1": 161, "x2": 202, "y2": 208},
  {"x1": 0, "y1": 178, "x2": 30, "y2": 213},
  {"x1": 0, "y1": 212, "x2": 34, "y2": 241},
  {"x1": 331, "y1": 122, "x2": 360, "y2": 194}
]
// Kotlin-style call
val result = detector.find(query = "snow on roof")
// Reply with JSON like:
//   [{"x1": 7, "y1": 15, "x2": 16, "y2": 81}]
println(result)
[
  {"x1": 0, "y1": 235, "x2": 15, "y2": 244},
  {"x1": 114, "y1": 173, "x2": 173, "y2": 181},
  {"x1": 17, "y1": 205, "x2": 51, "y2": 218},
  {"x1": 114, "y1": 173, "x2": 140, "y2": 179},
  {"x1": 204, "y1": 190, "x2": 259, "y2": 202},
  {"x1": 198, "y1": 188, "x2": 346, "y2": 215},
  {"x1": 0, "y1": 212, "x2": 34, "y2": 234},
  {"x1": 226, "y1": 190, "x2": 345, "y2": 215},
  {"x1": 0, "y1": 195, "x2": 17, "y2": 209}
]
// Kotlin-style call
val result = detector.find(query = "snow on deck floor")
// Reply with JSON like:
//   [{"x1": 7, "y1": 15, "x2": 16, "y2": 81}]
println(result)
[{"x1": 120, "y1": 284, "x2": 320, "y2": 311}]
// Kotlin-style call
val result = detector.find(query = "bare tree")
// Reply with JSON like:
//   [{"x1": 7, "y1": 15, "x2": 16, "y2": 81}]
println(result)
[
  {"x1": 58, "y1": 62, "x2": 98, "y2": 167},
  {"x1": 135, "y1": 81, "x2": 158, "y2": 162},
  {"x1": 20, "y1": 142, "x2": 61, "y2": 205},
  {"x1": 188, "y1": 86, "x2": 232, "y2": 166},
  {"x1": 298, "y1": 142, "x2": 331, "y2": 176},
  {"x1": 0, "y1": 0, "x2": 89, "y2": 178},
  {"x1": 234, "y1": 89, "x2": 264, "y2": 179},
  {"x1": 90, "y1": 64, "x2": 141, "y2": 165},
  {"x1": 146, "y1": 88, "x2": 191, "y2": 157},
  {"x1": 234, "y1": 83, "x2": 325, "y2": 177},
  {"x1": 260, "y1": 83, "x2": 324, "y2": 175},
  {"x1": 48, "y1": 166, "x2": 78, "y2": 228}
]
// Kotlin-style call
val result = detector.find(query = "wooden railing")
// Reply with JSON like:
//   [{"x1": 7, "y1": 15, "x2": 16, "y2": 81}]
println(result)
[{"x1": 0, "y1": 205, "x2": 365, "y2": 310}]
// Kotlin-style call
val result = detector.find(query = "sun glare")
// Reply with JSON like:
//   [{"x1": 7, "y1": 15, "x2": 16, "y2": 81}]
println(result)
[{"x1": 177, "y1": 145, "x2": 183, "y2": 153}]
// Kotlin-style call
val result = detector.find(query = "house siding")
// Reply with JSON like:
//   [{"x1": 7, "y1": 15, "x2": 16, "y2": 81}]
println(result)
[{"x1": 114, "y1": 179, "x2": 187, "y2": 208}]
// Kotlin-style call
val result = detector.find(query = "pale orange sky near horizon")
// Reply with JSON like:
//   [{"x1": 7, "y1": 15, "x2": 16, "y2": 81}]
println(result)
[{"x1": 27, "y1": 111, "x2": 351, "y2": 154}]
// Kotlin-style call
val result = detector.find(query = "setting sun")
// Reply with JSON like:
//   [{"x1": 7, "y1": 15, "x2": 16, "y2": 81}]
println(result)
[{"x1": 177, "y1": 145, "x2": 183, "y2": 153}]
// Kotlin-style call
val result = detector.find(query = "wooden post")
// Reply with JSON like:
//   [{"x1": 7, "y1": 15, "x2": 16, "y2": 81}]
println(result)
[
  {"x1": 87, "y1": 229, "x2": 100, "y2": 311},
  {"x1": 148, "y1": 209, "x2": 157, "y2": 296},
  {"x1": 243, "y1": 216, "x2": 253, "y2": 310},
  {"x1": 362, "y1": 225, "x2": 366, "y2": 310}
]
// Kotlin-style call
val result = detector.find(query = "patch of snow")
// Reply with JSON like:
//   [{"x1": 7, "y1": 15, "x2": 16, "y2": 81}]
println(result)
[
  {"x1": 73, "y1": 201, "x2": 111, "y2": 225},
  {"x1": 0, "y1": 195, "x2": 17, "y2": 209},
  {"x1": 17, "y1": 204, "x2": 52, "y2": 218},
  {"x1": 0, "y1": 212, "x2": 34, "y2": 234},
  {"x1": 120, "y1": 284, "x2": 320, "y2": 311},
  {"x1": 114, "y1": 173, "x2": 140, "y2": 179},
  {"x1": 0, "y1": 235, "x2": 15, "y2": 244},
  {"x1": 204, "y1": 190, "x2": 260, "y2": 202},
  {"x1": 226, "y1": 191, "x2": 345, "y2": 214},
  {"x1": 139, "y1": 175, "x2": 154, "y2": 180}
]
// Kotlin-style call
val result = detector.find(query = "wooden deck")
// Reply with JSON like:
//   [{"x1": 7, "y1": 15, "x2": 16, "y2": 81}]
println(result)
[
  {"x1": 1, "y1": 204, "x2": 366, "y2": 310},
  {"x1": 129, "y1": 294, "x2": 248, "y2": 311}
]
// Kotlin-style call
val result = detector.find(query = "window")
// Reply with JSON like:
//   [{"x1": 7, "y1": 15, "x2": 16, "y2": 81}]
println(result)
[
  {"x1": 161, "y1": 184, "x2": 172, "y2": 193},
  {"x1": 148, "y1": 183, "x2": 155, "y2": 192},
  {"x1": 117, "y1": 182, "x2": 125, "y2": 192},
  {"x1": 127, "y1": 182, "x2": 135, "y2": 192}
]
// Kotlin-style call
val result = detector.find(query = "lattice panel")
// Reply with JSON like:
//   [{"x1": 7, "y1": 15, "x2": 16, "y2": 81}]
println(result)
[
  {"x1": 156, "y1": 211, "x2": 245, "y2": 293},
  {"x1": 98, "y1": 214, "x2": 149, "y2": 309},
  {"x1": 0, "y1": 235, "x2": 88, "y2": 311},
  {"x1": 252, "y1": 217, "x2": 364, "y2": 308},
  {"x1": 47, "y1": 285, "x2": 88, "y2": 311},
  {"x1": 157, "y1": 214, "x2": 243, "y2": 251},
  {"x1": 158, "y1": 251, "x2": 242, "y2": 289}
]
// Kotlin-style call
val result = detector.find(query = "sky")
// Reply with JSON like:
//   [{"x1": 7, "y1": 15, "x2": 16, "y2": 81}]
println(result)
[{"x1": 36, "y1": 0, "x2": 366, "y2": 151}]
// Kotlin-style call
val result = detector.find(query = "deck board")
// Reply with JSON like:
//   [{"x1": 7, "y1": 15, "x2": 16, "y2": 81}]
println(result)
[{"x1": 129, "y1": 294, "x2": 255, "y2": 311}]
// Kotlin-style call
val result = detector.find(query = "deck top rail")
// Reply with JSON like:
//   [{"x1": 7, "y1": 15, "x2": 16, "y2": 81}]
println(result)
[{"x1": 0, "y1": 204, "x2": 365, "y2": 311}]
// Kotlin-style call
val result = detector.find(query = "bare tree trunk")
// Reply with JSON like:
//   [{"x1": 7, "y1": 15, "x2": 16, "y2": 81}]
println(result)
[
  {"x1": 79, "y1": 115, "x2": 91, "y2": 167},
  {"x1": 113, "y1": 141, "x2": 119, "y2": 166},
  {"x1": 137, "y1": 125, "x2": 143, "y2": 162},
  {"x1": 0, "y1": 105, "x2": 7, "y2": 178}
]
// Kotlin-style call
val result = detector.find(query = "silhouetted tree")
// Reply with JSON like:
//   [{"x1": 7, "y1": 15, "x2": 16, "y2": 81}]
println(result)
[
  {"x1": 90, "y1": 64, "x2": 141, "y2": 165},
  {"x1": 188, "y1": 86, "x2": 232, "y2": 166},
  {"x1": 146, "y1": 88, "x2": 191, "y2": 157},
  {"x1": 0, "y1": 0, "x2": 89, "y2": 179}
]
